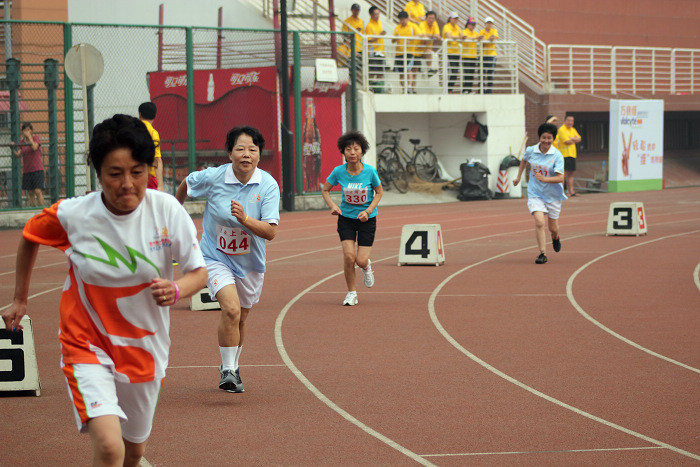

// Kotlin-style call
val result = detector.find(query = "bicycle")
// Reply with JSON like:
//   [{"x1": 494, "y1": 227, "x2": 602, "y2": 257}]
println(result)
[
  {"x1": 377, "y1": 149, "x2": 410, "y2": 193},
  {"x1": 377, "y1": 129, "x2": 439, "y2": 183}
]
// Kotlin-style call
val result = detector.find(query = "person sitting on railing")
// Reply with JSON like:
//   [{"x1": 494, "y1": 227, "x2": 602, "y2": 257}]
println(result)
[
  {"x1": 341, "y1": 3, "x2": 364, "y2": 65},
  {"x1": 404, "y1": 0, "x2": 426, "y2": 25},
  {"x1": 461, "y1": 17, "x2": 482, "y2": 94},
  {"x1": 392, "y1": 11, "x2": 420, "y2": 94},
  {"x1": 416, "y1": 10, "x2": 441, "y2": 77},
  {"x1": 442, "y1": 12, "x2": 462, "y2": 94},
  {"x1": 479, "y1": 16, "x2": 499, "y2": 94},
  {"x1": 366, "y1": 6, "x2": 387, "y2": 87}
]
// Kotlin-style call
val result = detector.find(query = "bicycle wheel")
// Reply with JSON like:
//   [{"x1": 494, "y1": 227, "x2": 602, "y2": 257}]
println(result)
[
  {"x1": 389, "y1": 158, "x2": 409, "y2": 193},
  {"x1": 412, "y1": 148, "x2": 439, "y2": 181},
  {"x1": 376, "y1": 153, "x2": 391, "y2": 189}
]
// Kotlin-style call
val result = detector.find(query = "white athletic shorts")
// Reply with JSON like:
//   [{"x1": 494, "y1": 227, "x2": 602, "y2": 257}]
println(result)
[
  {"x1": 527, "y1": 197, "x2": 562, "y2": 219},
  {"x1": 206, "y1": 260, "x2": 265, "y2": 309},
  {"x1": 62, "y1": 363, "x2": 162, "y2": 443}
]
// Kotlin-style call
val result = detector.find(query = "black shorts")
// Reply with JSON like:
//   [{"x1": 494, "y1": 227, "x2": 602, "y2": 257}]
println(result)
[
  {"x1": 22, "y1": 170, "x2": 45, "y2": 190},
  {"x1": 337, "y1": 215, "x2": 377, "y2": 247},
  {"x1": 394, "y1": 53, "x2": 414, "y2": 73},
  {"x1": 369, "y1": 54, "x2": 385, "y2": 74},
  {"x1": 564, "y1": 157, "x2": 576, "y2": 171}
]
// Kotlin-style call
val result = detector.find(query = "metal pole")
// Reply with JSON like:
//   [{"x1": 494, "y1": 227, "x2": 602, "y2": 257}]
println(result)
[
  {"x1": 64, "y1": 23, "x2": 75, "y2": 197},
  {"x1": 80, "y1": 45, "x2": 91, "y2": 192},
  {"x1": 87, "y1": 84, "x2": 97, "y2": 191},
  {"x1": 217, "y1": 7, "x2": 223, "y2": 69},
  {"x1": 44, "y1": 58, "x2": 60, "y2": 204},
  {"x1": 293, "y1": 32, "x2": 303, "y2": 194},
  {"x1": 280, "y1": 0, "x2": 294, "y2": 211},
  {"x1": 4, "y1": 1, "x2": 11, "y2": 60},
  {"x1": 350, "y1": 34, "x2": 357, "y2": 130},
  {"x1": 7, "y1": 58, "x2": 21, "y2": 208},
  {"x1": 185, "y1": 27, "x2": 196, "y2": 173},
  {"x1": 158, "y1": 4, "x2": 164, "y2": 72}
]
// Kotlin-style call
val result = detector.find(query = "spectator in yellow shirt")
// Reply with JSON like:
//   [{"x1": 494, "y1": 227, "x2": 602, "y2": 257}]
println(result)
[
  {"x1": 404, "y1": 0, "x2": 426, "y2": 24},
  {"x1": 442, "y1": 12, "x2": 462, "y2": 93},
  {"x1": 417, "y1": 11, "x2": 441, "y2": 76},
  {"x1": 461, "y1": 16, "x2": 482, "y2": 94},
  {"x1": 342, "y1": 4, "x2": 364, "y2": 60},
  {"x1": 139, "y1": 102, "x2": 163, "y2": 191},
  {"x1": 366, "y1": 6, "x2": 387, "y2": 85},
  {"x1": 393, "y1": 11, "x2": 419, "y2": 93},
  {"x1": 479, "y1": 16, "x2": 499, "y2": 94},
  {"x1": 555, "y1": 115, "x2": 582, "y2": 196}
]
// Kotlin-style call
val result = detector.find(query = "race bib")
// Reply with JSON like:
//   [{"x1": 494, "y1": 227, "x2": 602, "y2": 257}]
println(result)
[
  {"x1": 343, "y1": 187, "x2": 368, "y2": 205},
  {"x1": 216, "y1": 224, "x2": 250, "y2": 256}
]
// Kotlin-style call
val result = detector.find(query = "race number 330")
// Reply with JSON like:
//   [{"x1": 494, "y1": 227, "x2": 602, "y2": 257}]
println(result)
[
  {"x1": 216, "y1": 225, "x2": 250, "y2": 256},
  {"x1": 343, "y1": 187, "x2": 368, "y2": 205}
]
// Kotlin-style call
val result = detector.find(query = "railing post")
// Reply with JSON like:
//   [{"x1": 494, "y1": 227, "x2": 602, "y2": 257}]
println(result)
[
  {"x1": 590, "y1": 49, "x2": 594, "y2": 94},
  {"x1": 611, "y1": 47, "x2": 617, "y2": 95},
  {"x1": 670, "y1": 49, "x2": 676, "y2": 95},
  {"x1": 568, "y1": 47, "x2": 574, "y2": 94}
]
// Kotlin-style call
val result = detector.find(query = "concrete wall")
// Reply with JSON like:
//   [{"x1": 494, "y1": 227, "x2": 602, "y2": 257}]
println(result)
[{"x1": 359, "y1": 91, "x2": 526, "y2": 197}]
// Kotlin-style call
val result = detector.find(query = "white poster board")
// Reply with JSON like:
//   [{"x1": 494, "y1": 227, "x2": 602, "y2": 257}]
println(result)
[{"x1": 608, "y1": 99, "x2": 664, "y2": 192}]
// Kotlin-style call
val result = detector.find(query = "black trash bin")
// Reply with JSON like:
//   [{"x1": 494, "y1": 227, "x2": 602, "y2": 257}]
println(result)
[{"x1": 457, "y1": 161, "x2": 492, "y2": 201}]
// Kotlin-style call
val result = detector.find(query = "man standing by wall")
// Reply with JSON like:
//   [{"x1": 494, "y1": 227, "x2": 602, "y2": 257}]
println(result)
[
  {"x1": 555, "y1": 115, "x2": 582, "y2": 196},
  {"x1": 479, "y1": 16, "x2": 499, "y2": 94},
  {"x1": 342, "y1": 3, "x2": 364, "y2": 62},
  {"x1": 139, "y1": 102, "x2": 163, "y2": 191}
]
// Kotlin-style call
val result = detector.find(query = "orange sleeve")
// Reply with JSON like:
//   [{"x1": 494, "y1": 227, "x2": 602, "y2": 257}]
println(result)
[{"x1": 23, "y1": 200, "x2": 71, "y2": 251}]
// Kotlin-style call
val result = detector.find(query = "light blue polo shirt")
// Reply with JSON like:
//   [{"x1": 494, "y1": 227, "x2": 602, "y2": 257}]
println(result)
[
  {"x1": 523, "y1": 143, "x2": 567, "y2": 203},
  {"x1": 187, "y1": 165, "x2": 280, "y2": 276}
]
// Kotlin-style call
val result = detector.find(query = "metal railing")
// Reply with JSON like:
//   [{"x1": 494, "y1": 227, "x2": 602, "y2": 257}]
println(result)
[{"x1": 548, "y1": 45, "x2": 700, "y2": 95}]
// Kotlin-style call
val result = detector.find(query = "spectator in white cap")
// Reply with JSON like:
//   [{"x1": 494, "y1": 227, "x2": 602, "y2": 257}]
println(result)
[
  {"x1": 442, "y1": 12, "x2": 462, "y2": 93},
  {"x1": 461, "y1": 16, "x2": 482, "y2": 94},
  {"x1": 479, "y1": 16, "x2": 499, "y2": 93}
]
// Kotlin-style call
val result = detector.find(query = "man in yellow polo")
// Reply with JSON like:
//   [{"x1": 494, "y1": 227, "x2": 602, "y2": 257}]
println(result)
[
  {"x1": 416, "y1": 10, "x2": 441, "y2": 76},
  {"x1": 342, "y1": 4, "x2": 364, "y2": 62},
  {"x1": 393, "y1": 11, "x2": 419, "y2": 93},
  {"x1": 479, "y1": 16, "x2": 499, "y2": 94},
  {"x1": 366, "y1": 5, "x2": 387, "y2": 86},
  {"x1": 404, "y1": 0, "x2": 426, "y2": 24},
  {"x1": 555, "y1": 115, "x2": 582, "y2": 196}
]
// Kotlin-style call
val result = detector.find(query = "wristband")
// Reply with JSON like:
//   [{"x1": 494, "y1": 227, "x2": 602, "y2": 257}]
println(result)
[
  {"x1": 244, "y1": 214, "x2": 249, "y2": 224},
  {"x1": 173, "y1": 283, "x2": 180, "y2": 303}
]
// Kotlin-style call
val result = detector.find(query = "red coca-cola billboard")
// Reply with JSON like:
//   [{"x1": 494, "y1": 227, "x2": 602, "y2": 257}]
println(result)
[{"x1": 148, "y1": 65, "x2": 348, "y2": 194}]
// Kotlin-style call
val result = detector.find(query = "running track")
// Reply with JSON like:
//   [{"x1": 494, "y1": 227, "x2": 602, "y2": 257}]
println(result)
[{"x1": 1, "y1": 187, "x2": 699, "y2": 466}]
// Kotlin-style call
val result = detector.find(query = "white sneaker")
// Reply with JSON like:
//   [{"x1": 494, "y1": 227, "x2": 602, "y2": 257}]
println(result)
[
  {"x1": 361, "y1": 260, "x2": 375, "y2": 288},
  {"x1": 343, "y1": 291, "x2": 358, "y2": 306}
]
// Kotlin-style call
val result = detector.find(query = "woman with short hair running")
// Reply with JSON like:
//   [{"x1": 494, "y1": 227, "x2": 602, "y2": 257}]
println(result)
[
  {"x1": 513, "y1": 122, "x2": 567, "y2": 264},
  {"x1": 321, "y1": 130, "x2": 383, "y2": 305}
]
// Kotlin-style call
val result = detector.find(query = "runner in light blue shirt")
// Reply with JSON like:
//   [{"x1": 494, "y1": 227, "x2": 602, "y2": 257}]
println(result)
[
  {"x1": 176, "y1": 126, "x2": 279, "y2": 394},
  {"x1": 513, "y1": 122, "x2": 566, "y2": 264}
]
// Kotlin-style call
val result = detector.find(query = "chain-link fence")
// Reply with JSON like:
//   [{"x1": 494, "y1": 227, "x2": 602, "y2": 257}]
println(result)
[{"x1": 0, "y1": 20, "x2": 356, "y2": 210}]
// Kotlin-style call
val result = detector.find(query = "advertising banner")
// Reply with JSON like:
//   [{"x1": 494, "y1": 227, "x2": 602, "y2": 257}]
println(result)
[{"x1": 608, "y1": 99, "x2": 664, "y2": 192}]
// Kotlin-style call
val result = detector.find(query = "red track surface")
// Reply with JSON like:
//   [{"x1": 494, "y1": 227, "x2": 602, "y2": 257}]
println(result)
[{"x1": 1, "y1": 188, "x2": 699, "y2": 466}]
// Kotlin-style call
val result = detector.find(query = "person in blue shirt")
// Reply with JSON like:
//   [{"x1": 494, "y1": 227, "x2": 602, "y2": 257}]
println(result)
[
  {"x1": 321, "y1": 130, "x2": 383, "y2": 306},
  {"x1": 176, "y1": 126, "x2": 280, "y2": 393},
  {"x1": 513, "y1": 122, "x2": 567, "y2": 264}
]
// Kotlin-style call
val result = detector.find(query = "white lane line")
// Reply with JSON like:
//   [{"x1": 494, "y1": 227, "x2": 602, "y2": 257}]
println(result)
[
  {"x1": 694, "y1": 262, "x2": 700, "y2": 292},
  {"x1": 427, "y1": 241, "x2": 700, "y2": 462},
  {"x1": 275, "y1": 272, "x2": 436, "y2": 467},
  {"x1": 566, "y1": 230, "x2": 700, "y2": 374},
  {"x1": 167, "y1": 364, "x2": 285, "y2": 369},
  {"x1": 421, "y1": 445, "x2": 664, "y2": 457},
  {"x1": 0, "y1": 285, "x2": 64, "y2": 311},
  {"x1": 0, "y1": 261, "x2": 67, "y2": 276}
]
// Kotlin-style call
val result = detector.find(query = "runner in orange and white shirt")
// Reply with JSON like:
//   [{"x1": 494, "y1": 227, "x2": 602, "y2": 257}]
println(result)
[{"x1": 2, "y1": 114, "x2": 207, "y2": 467}]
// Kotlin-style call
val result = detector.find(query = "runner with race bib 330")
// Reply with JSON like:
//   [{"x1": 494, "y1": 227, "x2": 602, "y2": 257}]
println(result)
[
  {"x1": 322, "y1": 130, "x2": 383, "y2": 306},
  {"x1": 176, "y1": 126, "x2": 280, "y2": 394}
]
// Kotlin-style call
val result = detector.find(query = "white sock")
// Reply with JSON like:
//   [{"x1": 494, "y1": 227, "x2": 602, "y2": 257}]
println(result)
[
  {"x1": 234, "y1": 346, "x2": 242, "y2": 371},
  {"x1": 363, "y1": 259, "x2": 372, "y2": 271},
  {"x1": 220, "y1": 346, "x2": 238, "y2": 371}
]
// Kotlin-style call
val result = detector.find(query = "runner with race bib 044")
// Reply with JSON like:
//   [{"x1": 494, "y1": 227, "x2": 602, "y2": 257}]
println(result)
[
  {"x1": 322, "y1": 130, "x2": 383, "y2": 306},
  {"x1": 176, "y1": 126, "x2": 280, "y2": 394}
]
